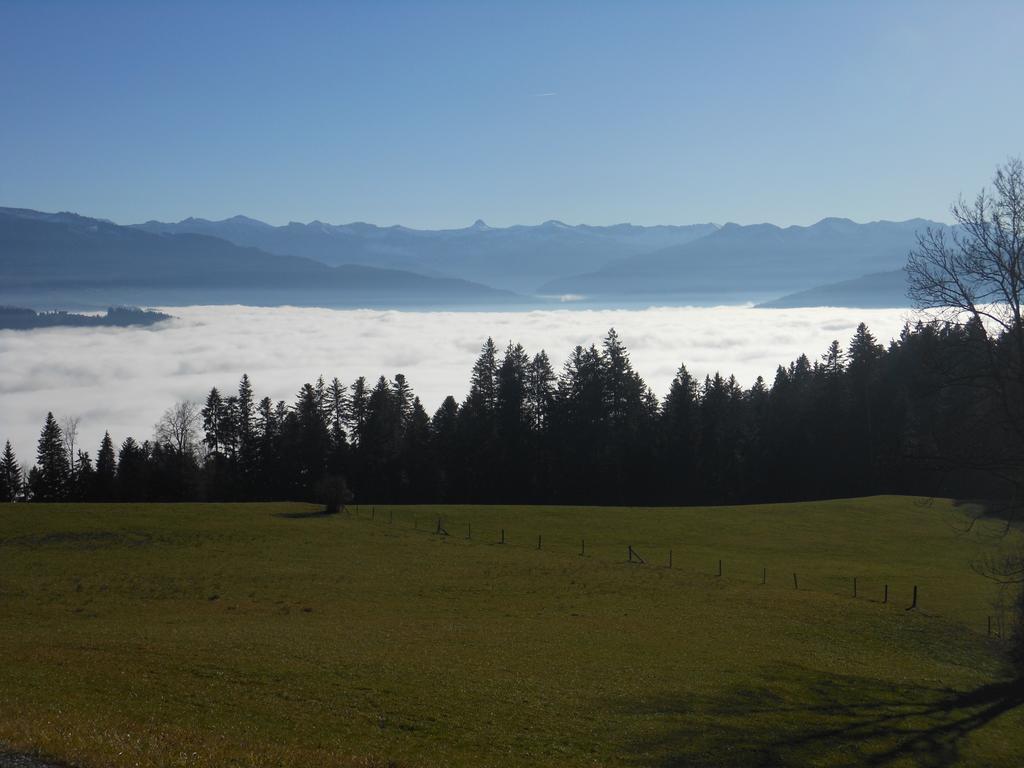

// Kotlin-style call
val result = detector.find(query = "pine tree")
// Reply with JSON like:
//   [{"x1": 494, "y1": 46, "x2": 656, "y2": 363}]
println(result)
[
  {"x1": 326, "y1": 377, "x2": 350, "y2": 477},
  {"x1": 821, "y1": 339, "x2": 845, "y2": 379},
  {"x1": 393, "y1": 374, "x2": 415, "y2": 428},
  {"x1": 32, "y1": 412, "x2": 70, "y2": 501},
  {"x1": 431, "y1": 396, "x2": 460, "y2": 501},
  {"x1": 495, "y1": 342, "x2": 531, "y2": 501},
  {"x1": 662, "y1": 363, "x2": 699, "y2": 501},
  {"x1": 0, "y1": 441, "x2": 22, "y2": 501},
  {"x1": 526, "y1": 351, "x2": 556, "y2": 432},
  {"x1": 95, "y1": 431, "x2": 117, "y2": 501},
  {"x1": 220, "y1": 395, "x2": 241, "y2": 460},
  {"x1": 291, "y1": 383, "x2": 331, "y2": 496},
  {"x1": 117, "y1": 437, "x2": 149, "y2": 501},
  {"x1": 237, "y1": 374, "x2": 257, "y2": 479},
  {"x1": 201, "y1": 388, "x2": 224, "y2": 456},
  {"x1": 347, "y1": 377, "x2": 369, "y2": 445},
  {"x1": 496, "y1": 342, "x2": 529, "y2": 435},
  {"x1": 467, "y1": 338, "x2": 499, "y2": 413},
  {"x1": 73, "y1": 450, "x2": 95, "y2": 501},
  {"x1": 327, "y1": 377, "x2": 349, "y2": 441},
  {"x1": 401, "y1": 397, "x2": 435, "y2": 501},
  {"x1": 254, "y1": 396, "x2": 279, "y2": 495}
]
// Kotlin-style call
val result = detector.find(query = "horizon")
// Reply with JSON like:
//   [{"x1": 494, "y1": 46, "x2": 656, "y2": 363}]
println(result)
[{"x1": 8, "y1": 203, "x2": 953, "y2": 231}]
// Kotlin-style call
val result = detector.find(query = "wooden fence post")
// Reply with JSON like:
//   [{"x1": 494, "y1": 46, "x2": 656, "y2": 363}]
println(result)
[
  {"x1": 853, "y1": 577, "x2": 857, "y2": 598},
  {"x1": 537, "y1": 534, "x2": 542, "y2": 551},
  {"x1": 906, "y1": 585, "x2": 918, "y2": 611},
  {"x1": 500, "y1": 528, "x2": 505, "y2": 545},
  {"x1": 883, "y1": 584, "x2": 888, "y2": 603},
  {"x1": 668, "y1": 550, "x2": 672, "y2": 569},
  {"x1": 793, "y1": 573, "x2": 798, "y2": 590},
  {"x1": 762, "y1": 567, "x2": 766, "y2": 585},
  {"x1": 467, "y1": 522, "x2": 471, "y2": 540},
  {"x1": 717, "y1": 559, "x2": 722, "y2": 577}
]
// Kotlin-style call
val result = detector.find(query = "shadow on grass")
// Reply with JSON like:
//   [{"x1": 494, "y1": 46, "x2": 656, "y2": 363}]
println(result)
[
  {"x1": 623, "y1": 666, "x2": 1024, "y2": 767},
  {"x1": 271, "y1": 507, "x2": 340, "y2": 519}
]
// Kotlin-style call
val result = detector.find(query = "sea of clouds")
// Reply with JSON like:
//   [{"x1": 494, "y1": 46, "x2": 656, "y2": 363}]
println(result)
[{"x1": 0, "y1": 304, "x2": 916, "y2": 460}]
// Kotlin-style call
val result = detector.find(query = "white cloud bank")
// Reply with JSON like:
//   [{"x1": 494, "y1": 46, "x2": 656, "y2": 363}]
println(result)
[{"x1": 0, "y1": 304, "x2": 915, "y2": 461}]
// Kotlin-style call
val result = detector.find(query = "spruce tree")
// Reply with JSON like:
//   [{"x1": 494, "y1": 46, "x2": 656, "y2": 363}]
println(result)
[
  {"x1": 347, "y1": 377, "x2": 369, "y2": 445},
  {"x1": 33, "y1": 413, "x2": 70, "y2": 501},
  {"x1": 526, "y1": 351, "x2": 556, "y2": 432},
  {"x1": 467, "y1": 338, "x2": 499, "y2": 413},
  {"x1": 292, "y1": 383, "x2": 330, "y2": 496},
  {"x1": 327, "y1": 377, "x2": 350, "y2": 477},
  {"x1": 393, "y1": 374, "x2": 414, "y2": 428},
  {"x1": 95, "y1": 431, "x2": 117, "y2": 501},
  {"x1": 0, "y1": 441, "x2": 22, "y2": 501},
  {"x1": 431, "y1": 396, "x2": 460, "y2": 501},
  {"x1": 201, "y1": 388, "x2": 224, "y2": 456},
  {"x1": 74, "y1": 450, "x2": 95, "y2": 501},
  {"x1": 237, "y1": 374, "x2": 257, "y2": 478}
]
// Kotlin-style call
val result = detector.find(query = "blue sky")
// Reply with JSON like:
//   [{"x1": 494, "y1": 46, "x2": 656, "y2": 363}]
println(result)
[{"x1": 1, "y1": 0, "x2": 1021, "y2": 228}]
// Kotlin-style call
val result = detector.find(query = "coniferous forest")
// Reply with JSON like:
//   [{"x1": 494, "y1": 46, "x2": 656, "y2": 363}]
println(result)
[{"x1": 2, "y1": 318, "x2": 1018, "y2": 509}]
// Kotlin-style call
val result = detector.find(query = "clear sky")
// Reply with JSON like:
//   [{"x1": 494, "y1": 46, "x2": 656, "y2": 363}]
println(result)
[{"x1": 1, "y1": 0, "x2": 1021, "y2": 229}]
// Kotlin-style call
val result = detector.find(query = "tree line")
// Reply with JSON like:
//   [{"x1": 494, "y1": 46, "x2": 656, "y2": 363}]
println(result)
[{"x1": 1, "y1": 319, "x2": 1015, "y2": 509}]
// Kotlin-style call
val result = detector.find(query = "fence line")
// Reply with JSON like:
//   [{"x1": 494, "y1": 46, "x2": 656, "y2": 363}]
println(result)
[{"x1": 341, "y1": 504, "x2": 998, "y2": 636}]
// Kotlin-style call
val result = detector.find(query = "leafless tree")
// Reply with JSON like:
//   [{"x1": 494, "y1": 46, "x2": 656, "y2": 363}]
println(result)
[
  {"x1": 154, "y1": 400, "x2": 200, "y2": 457},
  {"x1": 908, "y1": 159, "x2": 1024, "y2": 669},
  {"x1": 61, "y1": 415, "x2": 80, "y2": 469},
  {"x1": 908, "y1": 160, "x2": 1024, "y2": 504},
  {"x1": 908, "y1": 158, "x2": 1024, "y2": 339}
]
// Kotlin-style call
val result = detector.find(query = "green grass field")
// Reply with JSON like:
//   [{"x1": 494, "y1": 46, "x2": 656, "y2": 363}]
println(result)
[{"x1": 1, "y1": 497, "x2": 1022, "y2": 767}]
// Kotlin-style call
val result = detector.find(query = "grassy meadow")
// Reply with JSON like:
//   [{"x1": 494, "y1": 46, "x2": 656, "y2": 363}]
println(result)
[{"x1": 1, "y1": 496, "x2": 1022, "y2": 767}]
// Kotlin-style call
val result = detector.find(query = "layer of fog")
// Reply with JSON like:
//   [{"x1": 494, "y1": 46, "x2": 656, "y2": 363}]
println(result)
[{"x1": 0, "y1": 304, "x2": 915, "y2": 461}]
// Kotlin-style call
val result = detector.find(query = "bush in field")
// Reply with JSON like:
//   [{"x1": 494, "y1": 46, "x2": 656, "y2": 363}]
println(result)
[{"x1": 315, "y1": 474, "x2": 352, "y2": 514}]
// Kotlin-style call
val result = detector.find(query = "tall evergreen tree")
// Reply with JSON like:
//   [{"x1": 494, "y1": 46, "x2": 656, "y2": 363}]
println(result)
[
  {"x1": 201, "y1": 388, "x2": 225, "y2": 456},
  {"x1": 526, "y1": 351, "x2": 556, "y2": 432},
  {"x1": 393, "y1": 374, "x2": 415, "y2": 428},
  {"x1": 288, "y1": 383, "x2": 331, "y2": 498},
  {"x1": 662, "y1": 364, "x2": 699, "y2": 502},
  {"x1": 431, "y1": 396, "x2": 460, "y2": 501},
  {"x1": 237, "y1": 374, "x2": 257, "y2": 480},
  {"x1": 95, "y1": 431, "x2": 117, "y2": 501},
  {"x1": 73, "y1": 450, "x2": 95, "y2": 501},
  {"x1": 358, "y1": 376, "x2": 403, "y2": 500},
  {"x1": 347, "y1": 377, "x2": 369, "y2": 445},
  {"x1": 32, "y1": 412, "x2": 70, "y2": 502},
  {"x1": 0, "y1": 441, "x2": 22, "y2": 501},
  {"x1": 467, "y1": 338, "x2": 499, "y2": 413},
  {"x1": 116, "y1": 437, "x2": 149, "y2": 501},
  {"x1": 326, "y1": 377, "x2": 350, "y2": 477}
]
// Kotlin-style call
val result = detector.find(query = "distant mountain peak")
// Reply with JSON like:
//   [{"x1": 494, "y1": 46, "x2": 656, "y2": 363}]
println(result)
[
  {"x1": 222, "y1": 214, "x2": 270, "y2": 228},
  {"x1": 470, "y1": 219, "x2": 490, "y2": 231}
]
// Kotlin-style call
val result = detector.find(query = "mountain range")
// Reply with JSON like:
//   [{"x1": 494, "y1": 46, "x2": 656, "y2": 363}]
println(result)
[
  {"x1": 0, "y1": 206, "x2": 944, "y2": 310},
  {"x1": 0, "y1": 208, "x2": 514, "y2": 310},
  {"x1": 133, "y1": 216, "x2": 718, "y2": 293},
  {"x1": 538, "y1": 217, "x2": 938, "y2": 303}
]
